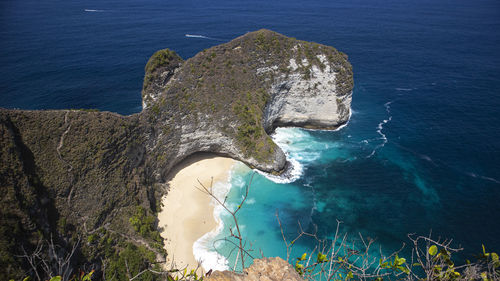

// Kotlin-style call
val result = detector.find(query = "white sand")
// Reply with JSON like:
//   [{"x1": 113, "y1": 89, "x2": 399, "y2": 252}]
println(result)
[{"x1": 158, "y1": 155, "x2": 236, "y2": 273}]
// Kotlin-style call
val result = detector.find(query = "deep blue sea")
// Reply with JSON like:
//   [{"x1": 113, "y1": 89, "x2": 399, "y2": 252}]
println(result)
[{"x1": 2, "y1": 0, "x2": 500, "y2": 270}]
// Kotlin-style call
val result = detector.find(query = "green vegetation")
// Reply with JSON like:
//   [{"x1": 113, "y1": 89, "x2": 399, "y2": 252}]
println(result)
[
  {"x1": 234, "y1": 103, "x2": 262, "y2": 152},
  {"x1": 81, "y1": 228, "x2": 163, "y2": 281},
  {"x1": 327, "y1": 51, "x2": 353, "y2": 96},
  {"x1": 290, "y1": 232, "x2": 500, "y2": 281},
  {"x1": 106, "y1": 243, "x2": 157, "y2": 281},
  {"x1": 145, "y1": 48, "x2": 179, "y2": 74},
  {"x1": 30, "y1": 271, "x2": 94, "y2": 281},
  {"x1": 141, "y1": 29, "x2": 353, "y2": 163},
  {"x1": 0, "y1": 29, "x2": 355, "y2": 279},
  {"x1": 0, "y1": 109, "x2": 156, "y2": 279},
  {"x1": 215, "y1": 178, "x2": 500, "y2": 281},
  {"x1": 129, "y1": 206, "x2": 163, "y2": 248},
  {"x1": 232, "y1": 90, "x2": 272, "y2": 159},
  {"x1": 142, "y1": 48, "x2": 184, "y2": 98}
]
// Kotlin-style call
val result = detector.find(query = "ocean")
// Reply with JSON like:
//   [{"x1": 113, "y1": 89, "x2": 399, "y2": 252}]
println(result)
[{"x1": 1, "y1": 0, "x2": 499, "y2": 271}]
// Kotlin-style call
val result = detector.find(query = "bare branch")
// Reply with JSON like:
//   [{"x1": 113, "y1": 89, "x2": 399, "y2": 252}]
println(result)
[{"x1": 195, "y1": 172, "x2": 256, "y2": 272}]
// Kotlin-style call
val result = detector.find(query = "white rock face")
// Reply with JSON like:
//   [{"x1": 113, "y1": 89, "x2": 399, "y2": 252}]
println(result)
[
  {"x1": 173, "y1": 115, "x2": 286, "y2": 174},
  {"x1": 142, "y1": 67, "x2": 179, "y2": 110},
  {"x1": 144, "y1": 30, "x2": 353, "y2": 175},
  {"x1": 263, "y1": 55, "x2": 352, "y2": 131}
]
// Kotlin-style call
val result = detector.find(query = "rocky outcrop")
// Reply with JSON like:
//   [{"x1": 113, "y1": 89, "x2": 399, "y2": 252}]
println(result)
[
  {"x1": 206, "y1": 257, "x2": 303, "y2": 281},
  {"x1": 264, "y1": 55, "x2": 352, "y2": 131},
  {"x1": 142, "y1": 49, "x2": 184, "y2": 109},
  {"x1": 142, "y1": 29, "x2": 353, "y2": 177},
  {"x1": 0, "y1": 29, "x2": 352, "y2": 278}
]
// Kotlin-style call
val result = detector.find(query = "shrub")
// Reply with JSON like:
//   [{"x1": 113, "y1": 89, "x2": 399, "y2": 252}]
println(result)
[{"x1": 129, "y1": 206, "x2": 162, "y2": 243}]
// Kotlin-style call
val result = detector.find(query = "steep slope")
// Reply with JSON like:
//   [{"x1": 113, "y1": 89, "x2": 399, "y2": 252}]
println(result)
[
  {"x1": 0, "y1": 29, "x2": 352, "y2": 279},
  {"x1": 0, "y1": 110, "x2": 155, "y2": 279},
  {"x1": 142, "y1": 29, "x2": 353, "y2": 179}
]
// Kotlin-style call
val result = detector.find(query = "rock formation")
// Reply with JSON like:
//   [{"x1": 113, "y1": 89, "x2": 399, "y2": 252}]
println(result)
[
  {"x1": 0, "y1": 29, "x2": 352, "y2": 279},
  {"x1": 141, "y1": 29, "x2": 353, "y2": 178},
  {"x1": 206, "y1": 257, "x2": 303, "y2": 281}
]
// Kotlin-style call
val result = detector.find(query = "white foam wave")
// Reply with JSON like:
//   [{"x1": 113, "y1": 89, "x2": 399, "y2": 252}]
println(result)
[
  {"x1": 84, "y1": 9, "x2": 104, "y2": 12},
  {"x1": 334, "y1": 109, "x2": 353, "y2": 131},
  {"x1": 192, "y1": 171, "x2": 234, "y2": 271},
  {"x1": 257, "y1": 124, "x2": 352, "y2": 183},
  {"x1": 192, "y1": 226, "x2": 229, "y2": 272},
  {"x1": 255, "y1": 157, "x2": 303, "y2": 184},
  {"x1": 395, "y1": 87, "x2": 413, "y2": 91},
  {"x1": 367, "y1": 101, "x2": 393, "y2": 158},
  {"x1": 255, "y1": 127, "x2": 322, "y2": 183}
]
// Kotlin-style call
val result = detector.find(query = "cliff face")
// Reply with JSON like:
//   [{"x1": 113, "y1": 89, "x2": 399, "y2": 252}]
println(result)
[
  {"x1": 141, "y1": 29, "x2": 353, "y2": 177},
  {"x1": 264, "y1": 54, "x2": 352, "y2": 131},
  {"x1": 0, "y1": 29, "x2": 352, "y2": 278}
]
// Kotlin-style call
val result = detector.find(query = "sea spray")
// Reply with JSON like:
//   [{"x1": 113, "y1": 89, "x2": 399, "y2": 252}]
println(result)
[
  {"x1": 255, "y1": 157, "x2": 302, "y2": 184},
  {"x1": 255, "y1": 127, "x2": 319, "y2": 184},
  {"x1": 256, "y1": 126, "x2": 353, "y2": 184}
]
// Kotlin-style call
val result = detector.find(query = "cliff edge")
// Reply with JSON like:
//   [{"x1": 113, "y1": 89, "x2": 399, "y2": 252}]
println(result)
[
  {"x1": 142, "y1": 29, "x2": 352, "y2": 177},
  {"x1": 0, "y1": 29, "x2": 352, "y2": 279}
]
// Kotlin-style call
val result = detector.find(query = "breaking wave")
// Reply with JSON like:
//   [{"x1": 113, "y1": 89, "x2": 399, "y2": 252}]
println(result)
[
  {"x1": 192, "y1": 170, "x2": 234, "y2": 271},
  {"x1": 255, "y1": 157, "x2": 303, "y2": 184},
  {"x1": 255, "y1": 127, "x2": 326, "y2": 184},
  {"x1": 367, "y1": 101, "x2": 393, "y2": 158}
]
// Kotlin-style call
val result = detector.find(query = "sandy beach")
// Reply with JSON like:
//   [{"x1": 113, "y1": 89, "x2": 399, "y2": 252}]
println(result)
[{"x1": 158, "y1": 154, "x2": 236, "y2": 273}]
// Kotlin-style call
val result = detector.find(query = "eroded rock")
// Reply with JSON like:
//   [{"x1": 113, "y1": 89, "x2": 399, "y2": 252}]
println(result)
[{"x1": 207, "y1": 257, "x2": 304, "y2": 281}]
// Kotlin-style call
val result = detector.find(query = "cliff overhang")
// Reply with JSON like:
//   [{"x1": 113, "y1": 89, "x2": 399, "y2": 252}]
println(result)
[
  {"x1": 142, "y1": 29, "x2": 353, "y2": 177},
  {"x1": 0, "y1": 29, "x2": 352, "y2": 278}
]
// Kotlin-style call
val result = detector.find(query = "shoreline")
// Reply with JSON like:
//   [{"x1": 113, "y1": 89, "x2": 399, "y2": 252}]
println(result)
[{"x1": 158, "y1": 154, "x2": 236, "y2": 273}]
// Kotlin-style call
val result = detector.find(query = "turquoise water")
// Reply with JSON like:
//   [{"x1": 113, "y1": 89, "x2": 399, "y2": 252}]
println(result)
[
  {"x1": 206, "y1": 114, "x2": 500, "y2": 270},
  {"x1": 206, "y1": 127, "x2": 372, "y2": 270},
  {"x1": 1, "y1": 0, "x2": 499, "y2": 273}
]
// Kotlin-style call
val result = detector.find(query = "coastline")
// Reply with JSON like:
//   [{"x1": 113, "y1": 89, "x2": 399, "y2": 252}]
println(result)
[{"x1": 158, "y1": 154, "x2": 236, "y2": 273}]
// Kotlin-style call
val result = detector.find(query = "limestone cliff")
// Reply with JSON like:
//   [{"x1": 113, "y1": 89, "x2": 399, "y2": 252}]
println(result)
[
  {"x1": 141, "y1": 29, "x2": 352, "y2": 178},
  {"x1": 0, "y1": 29, "x2": 352, "y2": 279}
]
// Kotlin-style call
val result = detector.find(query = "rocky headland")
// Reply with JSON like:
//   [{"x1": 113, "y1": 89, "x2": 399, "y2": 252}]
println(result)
[{"x1": 0, "y1": 29, "x2": 352, "y2": 279}]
